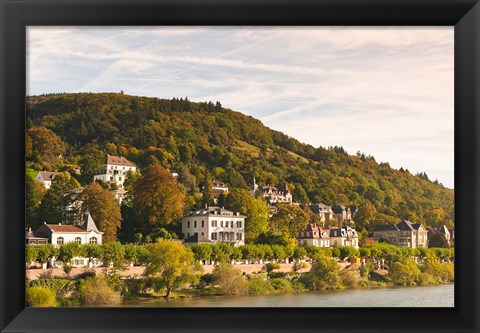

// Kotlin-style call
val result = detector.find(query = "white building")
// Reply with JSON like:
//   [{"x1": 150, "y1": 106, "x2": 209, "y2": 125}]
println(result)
[
  {"x1": 182, "y1": 206, "x2": 245, "y2": 246},
  {"x1": 35, "y1": 213, "x2": 103, "y2": 247},
  {"x1": 297, "y1": 223, "x2": 331, "y2": 247},
  {"x1": 329, "y1": 226, "x2": 359, "y2": 248},
  {"x1": 35, "y1": 171, "x2": 62, "y2": 189},
  {"x1": 94, "y1": 154, "x2": 137, "y2": 188}
]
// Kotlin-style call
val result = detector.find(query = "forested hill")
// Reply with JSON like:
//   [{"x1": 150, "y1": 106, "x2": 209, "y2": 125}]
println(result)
[{"x1": 26, "y1": 93, "x2": 454, "y2": 230}]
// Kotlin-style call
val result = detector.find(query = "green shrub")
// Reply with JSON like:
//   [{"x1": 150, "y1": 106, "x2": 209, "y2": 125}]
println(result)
[
  {"x1": 79, "y1": 277, "x2": 121, "y2": 305},
  {"x1": 270, "y1": 278, "x2": 294, "y2": 293},
  {"x1": 26, "y1": 286, "x2": 56, "y2": 307},
  {"x1": 212, "y1": 263, "x2": 246, "y2": 295},
  {"x1": 389, "y1": 258, "x2": 420, "y2": 286},
  {"x1": 417, "y1": 272, "x2": 438, "y2": 286},
  {"x1": 28, "y1": 278, "x2": 70, "y2": 293},
  {"x1": 340, "y1": 269, "x2": 361, "y2": 288},
  {"x1": 246, "y1": 277, "x2": 275, "y2": 295},
  {"x1": 265, "y1": 262, "x2": 280, "y2": 273},
  {"x1": 300, "y1": 254, "x2": 341, "y2": 290}
]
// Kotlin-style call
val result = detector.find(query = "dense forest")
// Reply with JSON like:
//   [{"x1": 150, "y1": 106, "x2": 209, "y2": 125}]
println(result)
[{"x1": 25, "y1": 93, "x2": 454, "y2": 241}]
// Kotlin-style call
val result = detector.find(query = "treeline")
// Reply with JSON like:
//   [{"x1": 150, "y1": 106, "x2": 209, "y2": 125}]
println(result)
[
  {"x1": 26, "y1": 240, "x2": 454, "y2": 307},
  {"x1": 26, "y1": 93, "x2": 454, "y2": 236}
]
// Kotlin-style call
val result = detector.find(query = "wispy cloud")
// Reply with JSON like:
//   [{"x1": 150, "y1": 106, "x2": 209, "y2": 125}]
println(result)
[{"x1": 27, "y1": 26, "x2": 454, "y2": 188}]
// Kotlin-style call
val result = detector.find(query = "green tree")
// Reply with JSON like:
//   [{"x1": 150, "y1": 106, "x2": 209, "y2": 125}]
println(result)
[
  {"x1": 353, "y1": 203, "x2": 377, "y2": 232},
  {"x1": 389, "y1": 258, "x2": 420, "y2": 285},
  {"x1": 36, "y1": 244, "x2": 58, "y2": 268},
  {"x1": 270, "y1": 204, "x2": 310, "y2": 239},
  {"x1": 201, "y1": 173, "x2": 215, "y2": 207},
  {"x1": 58, "y1": 242, "x2": 84, "y2": 265},
  {"x1": 300, "y1": 254, "x2": 341, "y2": 290},
  {"x1": 101, "y1": 242, "x2": 125, "y2": 273},
  {"x1": 224, "y1": 188, "x2": 269, "y2": 242},
  {"x1": 36, "y1": 172, "x2": 80, "y2": 227},
  {"x1": 79, "y1": 182, "x2": 122, "y2": 242},
  {"x1": 143, "y1": 240, "x2": 200, "y2": 297},
  {"x1": 428, "y1": 233, "x2": 449, "y2": 248},
  {"x1": 26, "y1": 174, "x2": 45, "y2": 228},
  {"x1": 133, "y1": 165, "x2": 186, "y2": 235}
]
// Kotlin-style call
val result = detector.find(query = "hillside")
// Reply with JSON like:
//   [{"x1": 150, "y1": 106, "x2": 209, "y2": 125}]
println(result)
[{"x1": 25, "y1": 93, "x2": 454, "y2": 232}]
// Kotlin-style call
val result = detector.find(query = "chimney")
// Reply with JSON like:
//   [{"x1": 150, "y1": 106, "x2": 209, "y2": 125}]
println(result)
[{"x1": 205, "y1": 203, "x2": 208, "y2": 209}]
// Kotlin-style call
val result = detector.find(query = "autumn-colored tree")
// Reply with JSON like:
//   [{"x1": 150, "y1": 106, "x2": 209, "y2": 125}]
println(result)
[
  {"x1": 79, "y1": 182, "x2": 122, "y2": 242},
  {"x1": 27, "y1": 126, "x2": 66, "y2": 169},
  {"x1": 26, "y1": 174, "x2": 46, "y2": 228},
  {"x1": 224, "y1": 188, "x2": 269, "y2": 242},
  {"x1": 270, "y1": 204, "x2": 310, "y2": 239},
  {"x1": 36, "y1": 172, "x2": 80, "y2": 228},
  {"x1": 132, "y1": 165, "x2": 185, "y2": 235}
]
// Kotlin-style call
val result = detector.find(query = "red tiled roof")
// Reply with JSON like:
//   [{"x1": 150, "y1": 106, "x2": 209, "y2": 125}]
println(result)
[
  {"x1": 46, "y1": 224, "x2": 88, "y2": 233},
  {"x1": 106, "y1": 154, "x2": 135, "y2": 167}
]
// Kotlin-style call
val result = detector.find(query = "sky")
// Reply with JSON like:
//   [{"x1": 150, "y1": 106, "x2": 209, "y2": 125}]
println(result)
[{"x1": 27, "y1": 27, "x2": 454, "y2": 188}]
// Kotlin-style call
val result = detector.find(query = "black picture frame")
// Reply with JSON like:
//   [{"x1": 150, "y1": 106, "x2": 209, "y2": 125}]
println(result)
[{"x1": 1, "y1": 0, "x2": 479, "y2": 332}]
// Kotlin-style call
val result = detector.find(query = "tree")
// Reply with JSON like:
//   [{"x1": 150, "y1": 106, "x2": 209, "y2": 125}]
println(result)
[
  {"x1": 428, "y1": 233, "x2": 449, "y2": 248},
  {"x1": 133, "y1": 165, "x2": 186, "y2": 235},
  {"x1": 36, "y1": 244, "x2": 58, "y2": 268},
  {"x1": 270, "y1": 204, "x2": 310, "y2": 239},
  {"x1": 201, "y1": 173, "x2": 215, "y2": 207},
  {"x1": 101, "y1": 242, "x2": 125, "y2": 273},
  {"x1": 36, "y1": 172, "x2": 80, "y2": 227},
  {"x1": 27, "y1": 126, "x2": 66, "y2": 169},
  {"x1": 79, "y1": 182, "x2": 122, "y2": 242},
  {"x1": 389, "y1": 258, "x2": 420, "y2": 285},
  {"x1": 353, "y1": 203, "x2": 377, "y2": 232},
  {"x1": 58, "y1": 242, "x2": 84, "y2": 264},
  {"x1": 301, "y1": 254, "x2": 341, "y2": 290},
  {"x1": 211, "y1": 263, "x2": 246, "y2": 295},
  {"x1": 26, "y1": 174, "x2": 46, "y2": 228},
  {"x1": 224, "y1": 188, "x2": 269, "y2": 242},
  {"x1": 143, "y1": 240, "x2": 200, "y2": 297}
]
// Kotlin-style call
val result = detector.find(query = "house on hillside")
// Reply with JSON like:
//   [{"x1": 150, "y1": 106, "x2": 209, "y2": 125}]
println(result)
[
  {"x1": 94, "y1": 154, "x2": 137, "y2": 188},
  {"x1": 251, "y1": 177, "x2": 292, "y2": 204},
  {"x1": 297, "y1": 223, "x2": 330, "y2": 247},
  {"x1": 34, "y1": 213, "x2": 103, "y2": 247},
  {"x1": 113, "y1": 187, "x2": 129, "y2": 204},
  {"x1": 28, "y1": 213, "x2": 103, "y2": 268},
  {"x1": 181, "y1": 206, "x2": 245, "y2": 246},
  {"x1": 35, "y1": 171, "x2": 62, "y2": 189},
  {"x1": 373, "y1": 219, "x2": 428, "y2": 248},
  {"x1": 309, "y1": 203, "x2": 334, "y2": 226},
  {"x1": 212, "y1": 180, "x2": 228, "y2": 203},
  {"x1": 329, "y1": 226, "x2": 359, "y2": 248},
  {"x1": 331, "y1": 204, "x2": 353, "y2": 226}
]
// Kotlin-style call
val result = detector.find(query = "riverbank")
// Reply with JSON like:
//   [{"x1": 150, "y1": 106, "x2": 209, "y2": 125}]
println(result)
[{"x1": 123, "y1": 283, "x2": 454, "y2": 307}]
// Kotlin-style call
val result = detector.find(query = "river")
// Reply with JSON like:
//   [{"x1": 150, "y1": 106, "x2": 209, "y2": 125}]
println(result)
[{"x1": 125, "y1": 283, "x2": 454, "y2": 307}]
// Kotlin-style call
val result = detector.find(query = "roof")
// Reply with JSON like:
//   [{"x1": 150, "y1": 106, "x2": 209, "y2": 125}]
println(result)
[
  {"x1": 310, "y1": 203, "x2": 331, "y2": 214},
  {"x1": 25, "y1": 228, "x2": 48, "y2": 240},
  {"x1": 374, "y1": 224, "x2": 399, "y2": 232},
  {"x1": 45, "y1": 224, "x2": 88, "y2": 233},
  {"x1": 106, "y1": 154, "x2": 135, "y2": 167},
  {"x1": 212, "y1": 188, "x2": 228, "y2": 197},
  {"x1": 331, "y1": 204, "x2": 347, "y2": 214},
  {"x1": 212, "y1": 180, "x2": 227, "y2": 188},
  {"x1": 82, "y1": 213, "x2": 99, "y2": 232},
  {"x1": 298, "y1": 223, "x2": 331, "y2": 239},
  {"x1": 397, "y1": 219, "x2": 423, "y2": 231},
  {"x1": 183, "y1": 206, "x2": 246, "y2": 218},
  {"x1": 37, "y1": 171, "x2": 62, "y2": 181}
]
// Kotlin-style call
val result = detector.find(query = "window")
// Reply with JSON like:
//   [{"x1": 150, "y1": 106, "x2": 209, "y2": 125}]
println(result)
[
  {"x1": 57, "y1": 237, "x2": 64, "y2": 245},
  {"x1": 201, "y1": 220, "x2": 204, "y2": 227},
  {"x1": 237, "y1": 221, "x2": 242, "y2": 228},
  {"x1": 220, "y1": 221, "x2": 224, "y2": 228},
  {"x1": 194, "y1": 221, "x2": 197, "y2": 228},
  {"x1": 187, "y1": 221, "x2": 190, "y2": 228},
  {"x1": 211, "y1": 233, "x2": 217, "y2": 240},
  {"x1": 119, "y1": 177, "x2": 122, "y2": 181},
  {"x1": 230, "y1": 221, "x2": 234, "y2": 228},
  {"x1": 75, "y1": 237, "x2": 82, "y2": 244},
  {"x1": 89, "y1": 237, "x2": 97, "y2": 244},
  {"x1": 237, "y1": 233, "x2": 242, "y2": 241},
  {"x1": 110, "y1": 176, "x2": 114, "y2": 181},
  {"x1": 211, "y1": 220, "x2": 217, "y2": 227}
]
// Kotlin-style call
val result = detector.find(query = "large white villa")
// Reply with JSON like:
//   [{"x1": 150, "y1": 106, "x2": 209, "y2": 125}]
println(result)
[
  {"x1": 182, "y1": 206, "x2": 245, "y2": 246},
  {"x1": 94, "y1": 154, "x2": 137, "y2": 188}
]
